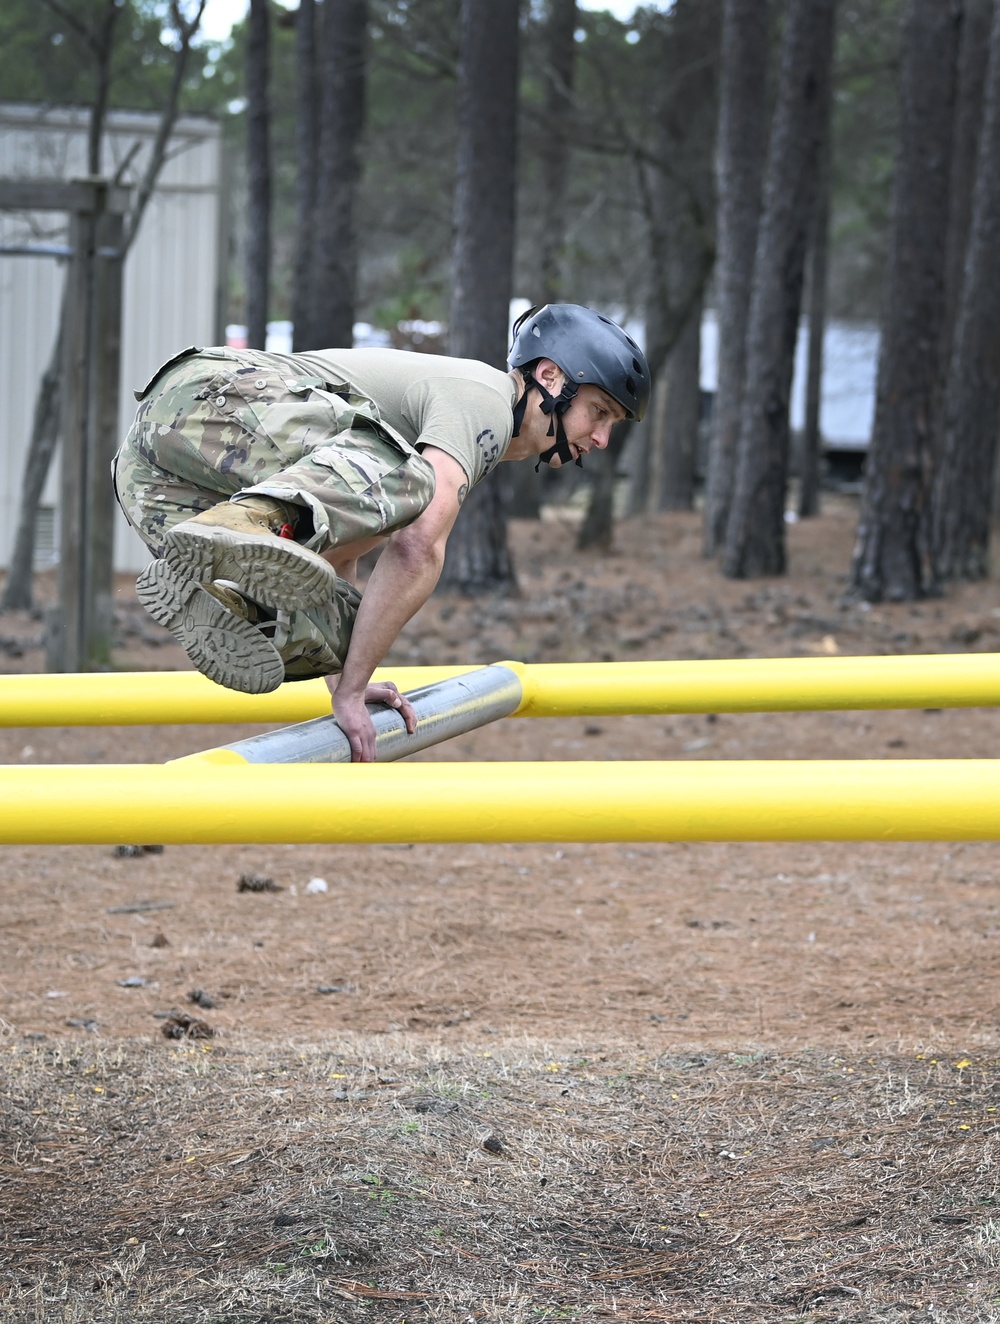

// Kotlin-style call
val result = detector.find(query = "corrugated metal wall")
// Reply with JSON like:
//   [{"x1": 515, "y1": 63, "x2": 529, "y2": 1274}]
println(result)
[{"x1": 0, "y1": 104, "x2": 223, "y2": 574}]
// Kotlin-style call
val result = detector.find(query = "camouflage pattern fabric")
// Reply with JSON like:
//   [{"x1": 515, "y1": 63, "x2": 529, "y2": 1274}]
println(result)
[
  {"x1": 268, "y1": 591, "x2": 363, "y2": 681},
  {"x1": 113, "y1": 346, "x2": 436, "y2": 557},
  {"x1": 113, "y1": 347, "x2": 436, "y2": 680}
]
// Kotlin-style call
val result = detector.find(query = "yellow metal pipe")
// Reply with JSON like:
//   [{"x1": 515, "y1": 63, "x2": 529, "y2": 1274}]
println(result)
[
  {"x1": 0, "y1": 666, "x2": 475, "y2": 726},
  {"x1": 1, "y1": 653, "x2": 999, "y2": 727},
  {"x1": 507, "y1": 654, "x2": 1000, "y2": 716},
  {"x1": 1, "y1": 759, "x2": 999, "y2": 843}
]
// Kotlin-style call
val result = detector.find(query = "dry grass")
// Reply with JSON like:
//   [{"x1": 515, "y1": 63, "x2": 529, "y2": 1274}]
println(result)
[{"x1": 2, "y1": 1029, "x2": 999, "y2": 1322}]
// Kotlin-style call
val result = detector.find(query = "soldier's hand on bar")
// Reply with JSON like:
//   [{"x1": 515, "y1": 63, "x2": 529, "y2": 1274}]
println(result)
[
  {"x1": 333, "y1": 683, "x2": 416, "y2": 763},
  {"x1": 366, "y1": 682, "x2": 416, "y2": 735}
]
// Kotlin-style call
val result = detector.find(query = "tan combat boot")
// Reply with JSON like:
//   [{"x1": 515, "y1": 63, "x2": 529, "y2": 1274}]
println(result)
[
  {"x1": 136, "y1": 560, "x2": 285, "y2": 694},
  {"x1": 162, "y1": 496, "x2": 338, "y2": 613}
]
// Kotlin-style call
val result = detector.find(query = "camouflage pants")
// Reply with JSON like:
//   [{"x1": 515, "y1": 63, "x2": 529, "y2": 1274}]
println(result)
[{"x1": 113, "y1": 347, "x2": 437, "y2": 679}]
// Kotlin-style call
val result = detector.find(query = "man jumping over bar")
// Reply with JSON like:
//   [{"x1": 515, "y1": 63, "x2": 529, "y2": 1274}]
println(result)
[{"x1": 113, "y1": 304, "x2": 649, "y2": 761}]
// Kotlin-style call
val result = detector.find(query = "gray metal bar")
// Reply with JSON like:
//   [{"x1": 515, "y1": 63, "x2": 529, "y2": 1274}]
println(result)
[
  {"x1": 0, "y1": 178, "x2": 130, "y2": 214},
  {"x1": 0, "y1": 244, "x2": 73, "y2": 258},
  {"x1": 209, "y1": 665, "x2": 524, "y2": 764}
]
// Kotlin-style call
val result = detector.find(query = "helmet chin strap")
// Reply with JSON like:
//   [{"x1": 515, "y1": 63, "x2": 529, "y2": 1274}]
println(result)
[{"x1": 511, "y1": 371, "x2": 582, "y2": 471}]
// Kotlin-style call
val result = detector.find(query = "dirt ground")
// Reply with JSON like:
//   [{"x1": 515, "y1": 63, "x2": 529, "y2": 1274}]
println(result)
[{"x1": 1, "y1": 496, "x2": 999, "y2": 1321}]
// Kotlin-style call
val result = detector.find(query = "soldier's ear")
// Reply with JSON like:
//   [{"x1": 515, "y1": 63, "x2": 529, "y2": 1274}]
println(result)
[{"x1": 534, "y1": 358, "x2": 566, "y2": 394}]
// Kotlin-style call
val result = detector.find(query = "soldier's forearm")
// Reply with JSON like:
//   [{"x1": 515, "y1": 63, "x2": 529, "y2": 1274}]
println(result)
[{"x1": 334, "y1": 539, "x2": 444, "y2": 700}]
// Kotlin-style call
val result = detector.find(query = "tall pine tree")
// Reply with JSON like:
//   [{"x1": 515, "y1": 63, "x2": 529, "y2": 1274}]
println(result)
[
  {"x1": 850, "y1": 0, "x2": 961, "y2": 601},
  {"x1": 723, "y1": 0, "x2": 837, "y2": 579},
  {"x1": 439, "y1": 0, "x2": 521, "y2": 595}
]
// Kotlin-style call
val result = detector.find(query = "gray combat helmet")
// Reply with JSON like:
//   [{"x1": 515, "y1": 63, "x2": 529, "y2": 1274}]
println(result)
[{"x1": 508, "y1": 303, "x2": 650, "y2": 422}]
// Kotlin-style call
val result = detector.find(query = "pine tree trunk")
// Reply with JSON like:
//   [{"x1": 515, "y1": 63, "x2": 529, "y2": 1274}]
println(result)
[
  {"x1": 292, "y1": 0, "x2": 319, "y2": 352},
  {"x1": 439, "y1": 0, "x2": 520, "y2": 596},
  {"x1": 501, "y1": 460, "x2": 543, "y2": 521},
  {"x1": 538, "y1": 0, "x2": 577, "y2": 304},
  {"x1": 449, "y1": 0, "x2": 519, "y2": 367},
  {"x1": 576, "y1": 424, "x2": 629, "y2": 552},
  {"x1": 86, "y1": 1, "x2": 121, "y2": 174},
  {"x1": 643, "y1": 375, "x2": 669, "y2": 515},
  {"x1": 850, "y1": 0, "x2": 961, "y2": 602},
  {"x1": 931, "y1": 1, "x2": 1000, "y2": 583},
  {"x1": 942, "y1": 0, "x2": 993, "y2": 364},
  {"x1": 799, "y1": 107, "x2": 833, "y2": 520},
  {"x1": 723, "y1": 0, "x2": 837, "y2": 579},
  {"x1": 312, "y1": 0, "x2": 368, "y2": 350},
  {"x1": 245, "y1": 0, "x2": 271, "y2": 350},
  {"x1": 702, "y1": 0, "x2": 770, "y2": 556},
  {"x1": 660, "y1": 300, "x2": 703, "y2": 511},
  {"x1": 652, "y1": 0, "x2": 718, "y2": 516},
  {"x1": 436, "y1": 480, "x2": 518, "y2": 596},
  {"x1": 1, "y1": 317, "x2": 63, "y2": 611}
]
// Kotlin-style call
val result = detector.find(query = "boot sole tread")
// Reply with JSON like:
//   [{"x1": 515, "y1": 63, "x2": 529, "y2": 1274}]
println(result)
[
  {"x1": 136, "y1": 561, "x2": 284, "y2": 694},
  {"x1": 162, "y1": 525, "x2": 337, "y2": 611}
]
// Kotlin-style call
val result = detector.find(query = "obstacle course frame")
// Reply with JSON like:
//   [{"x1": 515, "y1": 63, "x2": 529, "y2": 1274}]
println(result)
[{"x1": 1, "y1": 654, "x2": 998, "y2": 844}]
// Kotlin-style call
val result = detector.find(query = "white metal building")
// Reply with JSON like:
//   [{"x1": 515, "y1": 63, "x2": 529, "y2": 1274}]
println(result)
[
  {"x1": 699, "y1": 310, "x2": 879, "y2": 453},
  {"x1": 0, "y1": 103, "x2": 225, "y2": 574}
]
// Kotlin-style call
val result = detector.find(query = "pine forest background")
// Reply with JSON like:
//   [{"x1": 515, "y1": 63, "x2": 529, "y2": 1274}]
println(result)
[{"x1": 3, "y1": 0, "x2": 998, "y2": 608}]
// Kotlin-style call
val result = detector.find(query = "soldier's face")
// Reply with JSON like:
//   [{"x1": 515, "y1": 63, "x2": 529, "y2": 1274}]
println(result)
[{"x1": 545, "y1": 385, "x2": 625, "y2": 467}]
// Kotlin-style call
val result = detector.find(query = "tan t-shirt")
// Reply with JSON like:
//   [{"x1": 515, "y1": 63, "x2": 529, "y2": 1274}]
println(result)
[{"x1": 284, "y1": 348, "x2": 517, "y2": 488}]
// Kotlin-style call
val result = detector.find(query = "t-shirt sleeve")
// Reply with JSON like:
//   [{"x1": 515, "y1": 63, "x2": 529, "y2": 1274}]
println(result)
[{"x1": 400, "y1": 377, "x2": 513, "y2": 487}]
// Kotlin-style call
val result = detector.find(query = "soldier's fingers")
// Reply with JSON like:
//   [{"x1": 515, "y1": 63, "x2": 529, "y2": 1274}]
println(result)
[
  {"x1": 367, "y1": 683, "x2": 401, "y2": 706},
  {"x1": 398, "y1": 697, "x2": 418, "y2": 734}
]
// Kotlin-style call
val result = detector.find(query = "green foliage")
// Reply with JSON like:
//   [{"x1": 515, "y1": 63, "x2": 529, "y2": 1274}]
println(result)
[
  {"x1": 0, "y1": 0, "x2": 226, "y2": 114},
  {"x1": 516, "y1": 4, "x2": 667, "y2": 315},
  {"x1": 1, "y1": 0, "x2": 905, "y2": 328},
  {"x1": 220, "y1": 0, "x2": 663, "y2": 323},
  {"x1": 361, "y1": 0, "x2": 461, "y2": 321}
]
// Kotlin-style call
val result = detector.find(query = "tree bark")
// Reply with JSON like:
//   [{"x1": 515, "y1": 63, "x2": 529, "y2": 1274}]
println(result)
[
  {"x1": 942, "y1": 0, "x2": 993, "y2": 366},
  {"x1": 245, "y1": 0, "x2": 271, "y2": 350},
  {"x1": 87, "y1": 0, "x2": 119, "y2": 174},
  {"x1": 501, "y1": 458, "x2": 543, "y2": 521},
  {"x1": 538, "y1": 0, "x2": 577, "y2": 305},
  {"x1": 702, "y1": 0, "x2": 770, "y2": 557},
  {"x1": 643, "y1": 373, "x2": 669, "y2": 515},
  {"x1": 931, "y1": 0, "x2": 1000, "y2": 583},
  {"x1": 312, "y1": 0, "x2": 368, "y2": 350},
  {"x1": 798, "y1": 92, "x2": 833, "y2": 521},
  {"x1": 449, "y1": 0, "x2": 520, "y2": 368},
  {"x1": 723, "y1": 0, "x2": 837, "y2": 579},
  {"x1": 0, "y1": 308, "x2": 64, "y2": 610},
  {"x1": 576, "y1": 421, "x2": 630, "y2": 552},
  {"x1": 651, "y1": 0, "x2": 718, "y2": 516},
  {"x1": 660, "y1": 297, "x2": 703, "y2": 511},
  {"x1": 850, "y1": 0, "x2": 961, "y2": 602},
  {"x1": 439, "y1": 0, "x2": 520, "y2": 596},
  {"x1": 292, "y1": 0, "x2": 319, "y2": 352},
  {"x1": 576, "y1": 248, "x2": 714, "y2": 551}
]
